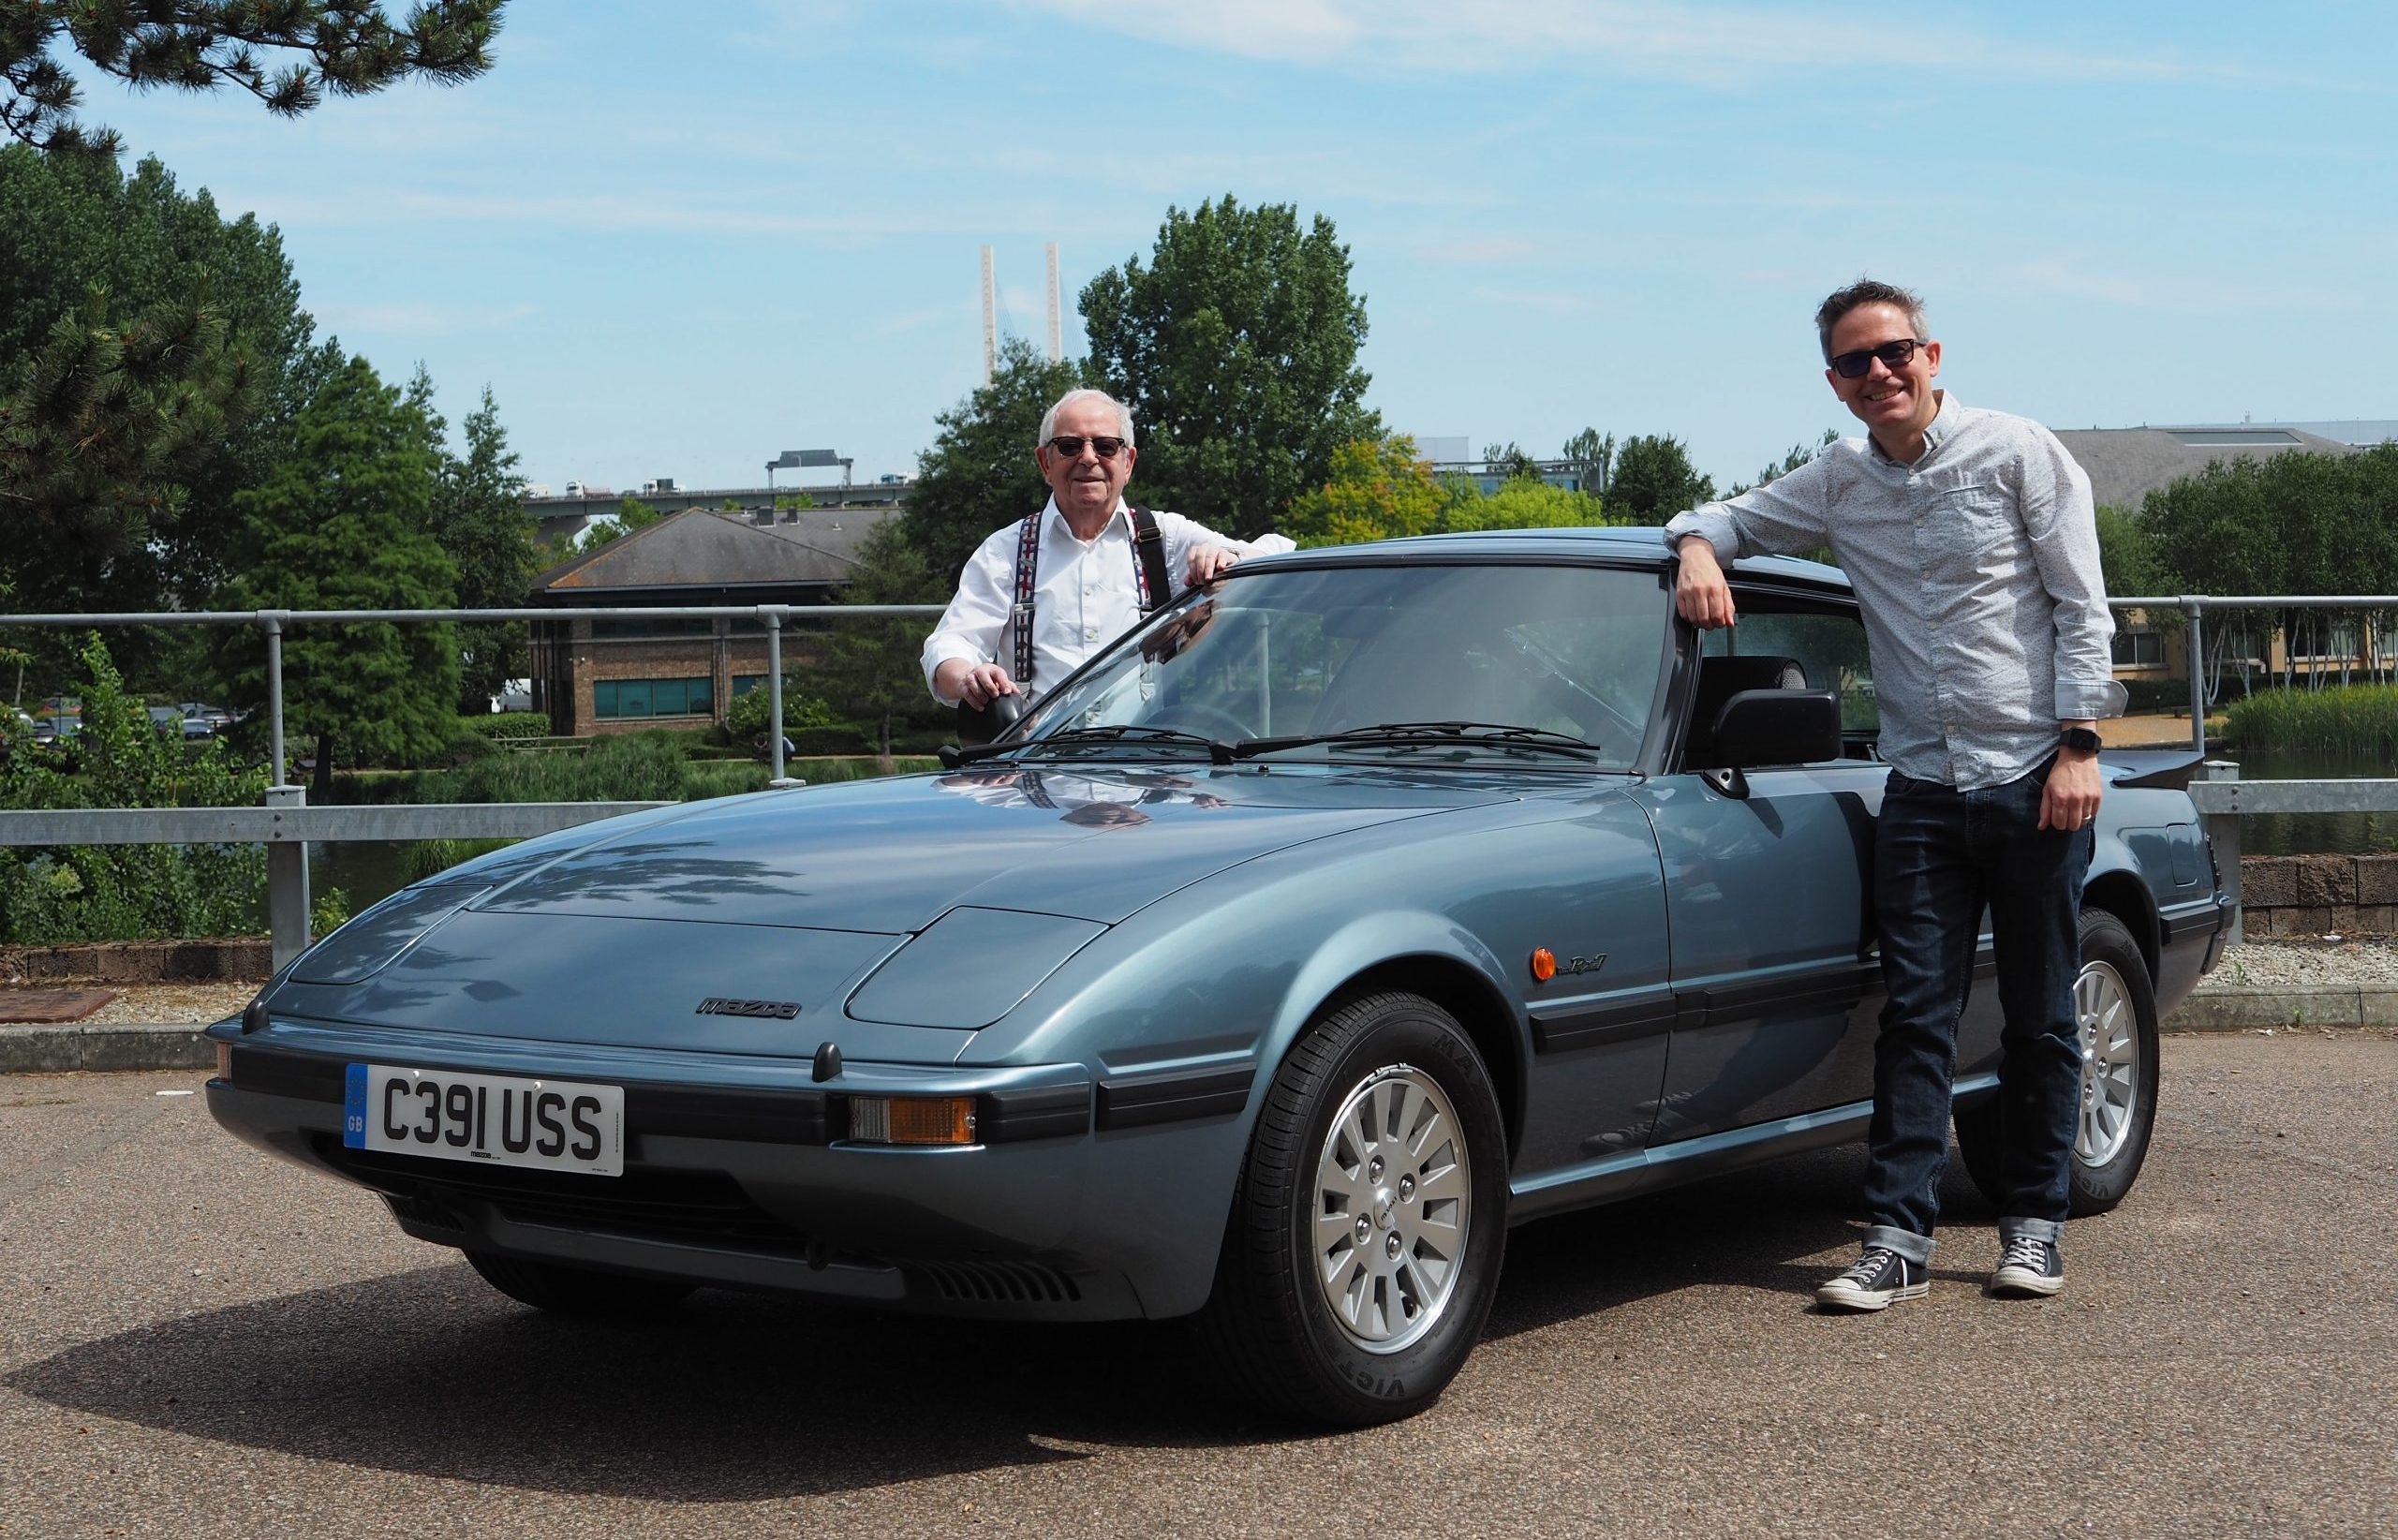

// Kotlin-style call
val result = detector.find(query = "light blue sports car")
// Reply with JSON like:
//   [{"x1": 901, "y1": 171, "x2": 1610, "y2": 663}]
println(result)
[{"x1": 207, "y1": 528, "x2": 2229, "y2": 1424}]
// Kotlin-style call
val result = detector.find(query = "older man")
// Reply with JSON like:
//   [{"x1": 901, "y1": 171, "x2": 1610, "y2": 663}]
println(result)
[
  {"x1": 923, "y1": 387, "x2": 1293, "y2": 714},
  {"x1": 1665, "y1": 279, "x2": 2124, "y2": 1311}
]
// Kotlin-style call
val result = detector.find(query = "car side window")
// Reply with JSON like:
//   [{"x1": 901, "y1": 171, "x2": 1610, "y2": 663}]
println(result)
[{"x1": 1700, "y1": 601, "x2": 1879, "y2": 748}]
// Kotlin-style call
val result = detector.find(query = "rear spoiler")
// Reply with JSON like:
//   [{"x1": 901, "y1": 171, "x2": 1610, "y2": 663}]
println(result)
[{"x1": 2100, "y1": 749, "x2": 2206, "y2": 792}]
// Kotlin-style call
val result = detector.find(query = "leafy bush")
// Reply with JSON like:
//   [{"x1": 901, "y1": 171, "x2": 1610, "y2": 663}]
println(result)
[
  {"x1": 458, "y1": 712, "x2": 554, "y2": 741},
  {"x1": 721, "y1": 683, "x2": 841, "y2": 744},
  {"x1": 0, "y1": 634, "x2": 272, "y2": 942},
  {"x1": 416, "y1": 730, "x2": 694, "y2": 804}
]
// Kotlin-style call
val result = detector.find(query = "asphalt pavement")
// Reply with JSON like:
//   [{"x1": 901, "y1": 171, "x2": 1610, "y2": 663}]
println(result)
[{"x1": 3, "y1": 1033, "x2": 2393, "y2": 1540}]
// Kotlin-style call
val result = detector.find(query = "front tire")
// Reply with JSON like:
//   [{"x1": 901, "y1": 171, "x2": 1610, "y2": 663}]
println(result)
[
  {"x1": 466, "y1": 1251, "x2": 696, "y2": 1316},
  {"x1": 1955, "y1": 909, "x2": 2161, "y2": 1217},
  {"x1": 1198, "y1": 991, "x2": 1508, "y2": 1426}
]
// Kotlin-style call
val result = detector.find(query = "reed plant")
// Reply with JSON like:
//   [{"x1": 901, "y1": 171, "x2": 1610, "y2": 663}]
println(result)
[{"x1": 2223, "y1": 683, "x2": 2398, "y2": 756}]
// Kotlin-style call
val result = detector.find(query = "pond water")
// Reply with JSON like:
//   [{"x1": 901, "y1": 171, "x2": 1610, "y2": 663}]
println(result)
[{"x1": 2215, "y1": 746, "x2": 2398, "y2": 857}]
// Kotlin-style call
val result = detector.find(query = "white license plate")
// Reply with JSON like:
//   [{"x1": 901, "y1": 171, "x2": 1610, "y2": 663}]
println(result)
[{"x1": 344, "y1": 1064, "x2": 624, "y2": 1177}]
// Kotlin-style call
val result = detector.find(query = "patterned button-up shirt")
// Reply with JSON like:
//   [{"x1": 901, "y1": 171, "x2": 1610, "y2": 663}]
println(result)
[{"x1": 1665, "y1": 393, "x2": 2126, "y2": 791}]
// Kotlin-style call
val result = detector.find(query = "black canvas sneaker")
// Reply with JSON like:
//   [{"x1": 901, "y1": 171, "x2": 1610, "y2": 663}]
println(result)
[
  {"x1": 1813, "y1": 1247, "x2": 1929, "y2": 1311},
  {"x1": 1990, "y1": 1236, "x2": 2065, "y2": 1297}
]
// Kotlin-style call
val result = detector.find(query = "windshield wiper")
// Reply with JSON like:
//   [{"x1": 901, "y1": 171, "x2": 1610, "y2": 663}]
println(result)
[
  {"x1": 1006, "y1": 723, "x2": 1236, "y2": 764},
  {"x1": 1231, "y1": 720, "x2": 1600, "y2": 761}
]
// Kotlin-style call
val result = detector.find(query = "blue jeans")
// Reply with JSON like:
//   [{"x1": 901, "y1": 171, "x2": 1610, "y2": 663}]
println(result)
[{"x1": 1860, "y1": 757, "x2": 2090, "y2": 1265}]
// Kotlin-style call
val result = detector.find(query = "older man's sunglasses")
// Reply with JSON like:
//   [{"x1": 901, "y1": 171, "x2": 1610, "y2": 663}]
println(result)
[
  {"x1": 1047, "y1": 435, "x2": 1128, "y2": 460},
  {"x1": 1829, "y1": 338, "x2": 1929, "y2": 378}
]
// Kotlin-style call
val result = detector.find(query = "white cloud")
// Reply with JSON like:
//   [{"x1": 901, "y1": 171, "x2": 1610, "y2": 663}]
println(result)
[{"x1": 988, "y1": 0, "x2": 2290, "y2": 89}]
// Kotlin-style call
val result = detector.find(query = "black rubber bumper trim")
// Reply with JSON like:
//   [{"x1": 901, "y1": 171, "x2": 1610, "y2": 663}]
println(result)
[
  {"x1": 1094, "y1": 1066, "x2": 1253, "y2": 1131},
  {"x1": 227, "y1": 1044, "x2": 830, "y2": 1145},
  {"x1": 2161, "y1": 904, "x2": 2226, "y2": 943},
  {"x1": 1529, "y1": 989, "x2": 1677, "y2": 1054},
  {"x1": 978, "y1": 1083, "x2": 1093, "y2": 1143},
  {"x1": 1664, "y1": 960, "x2": 1880, "y2": 1032}
]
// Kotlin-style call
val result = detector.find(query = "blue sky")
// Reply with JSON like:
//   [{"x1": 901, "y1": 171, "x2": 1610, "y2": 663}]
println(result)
[{"x1": 70, "y1": 1, "x2": 2398, "y2": 502}]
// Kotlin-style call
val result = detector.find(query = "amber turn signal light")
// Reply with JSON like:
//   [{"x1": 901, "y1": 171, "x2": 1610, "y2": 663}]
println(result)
[
  {"x1": 849, "y1": 1095, "x2": 978, "y2": 1146},
  {"x1": 1529, "y1": 948, "x2": 1557, "y2": 983}
]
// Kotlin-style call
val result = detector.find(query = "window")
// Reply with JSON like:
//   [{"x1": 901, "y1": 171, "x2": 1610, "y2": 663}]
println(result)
[
  {"x1": 2112, "y1": 629, "x2": 2166, "y2": 668},
  {"x1": 593, "y1": 676, "x2": 714, "y2": 718},
  {"x1": 1022, "y1": 563, "x2": 1670, "y2": 770},
  {"x1": 1703, "y1": 604, "x2": 1878, "y2": 739},
  {"x1": 589, "y1": 618, "x2": 714, "y2": 640}
]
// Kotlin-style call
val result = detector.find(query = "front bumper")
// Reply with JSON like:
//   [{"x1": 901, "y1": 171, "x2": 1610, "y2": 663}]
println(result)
[{"x1": 205, "y1": 1018, "x2": 1256, "y2": 1322}]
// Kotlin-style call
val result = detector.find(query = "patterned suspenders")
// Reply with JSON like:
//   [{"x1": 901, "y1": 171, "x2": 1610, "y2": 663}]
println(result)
[{"x1": 1005, "y1": 507, "x2": 1171, "y2": 689}]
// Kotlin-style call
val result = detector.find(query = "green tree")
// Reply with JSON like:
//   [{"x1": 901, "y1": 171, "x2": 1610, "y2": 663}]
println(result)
[
  {"x1": 1080, "y1": 196, "x2": 1380, "y2": 529},
  {"x1": 2139, "y1": 445, "x2": 2398, "y2": 695},
  {"x1": 819, "y1": 519, "x2": 944, "y2": 759},
  {"x1": 0, "y1": 146, "x2": 317, "y2": 631},
  {"x1": 1282, "y1": 437, "x2": 1445, "y2": 548},
  {"x1": 1449, "y1": 479, "x2": 1611, "y2": 533},
  {"x1": 1481, "y1": 440, "x2": 1541, "y2": 482},
  {"x1": 0, "y1": 632, "x2": 267, "y2": 942},
  {"x1": 2093, "y1": 505, "x2": 2167, "y2": 598},
  {"x1": 212, "y1": 354, "x2": 459, "y2": 795},
  {"x1": 903, "y1": 335, "x2": 1081, "y2": 587},
  {"x1": 1607, "y1": 433, "x2": 1716, "y2": 522},
  {"x1": 1562, "y1": 427, "x2": 1614, "y2": 498},
  {"x1": 4, "y1": 0, "x2": 506, "y2": 156},
  {"x1": 431, "y1": 386, "x2": 537, "y2": 712},
  {"x1": 565, "y1": 494, "x2": 666, "y2": 557}
]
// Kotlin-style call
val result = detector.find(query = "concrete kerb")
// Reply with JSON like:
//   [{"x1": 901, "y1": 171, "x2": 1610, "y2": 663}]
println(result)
[
  {"x1": 0, "y1": 1021, "x2": 219, "y2": 1074},
  {"x1": 6, "y1": 990, "x2": 2397, "y2": 1074}
]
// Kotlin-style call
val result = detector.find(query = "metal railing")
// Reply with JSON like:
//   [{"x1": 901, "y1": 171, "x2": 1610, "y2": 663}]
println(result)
[
  {"x1": 2111, "y1": 593, "x2": 2398, "y2": 754},
  {"x1": 2, "y1": 598, "x2": 2393, "y2": 969},
  {"x1": 0, "y1": 602, "x2": 942, "y2": 969}
]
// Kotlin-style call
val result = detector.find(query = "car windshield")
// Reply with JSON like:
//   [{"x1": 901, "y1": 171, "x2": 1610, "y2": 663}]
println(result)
[{"x1": 1014, "y1": 561, "x2": 1668, "y2": 770}]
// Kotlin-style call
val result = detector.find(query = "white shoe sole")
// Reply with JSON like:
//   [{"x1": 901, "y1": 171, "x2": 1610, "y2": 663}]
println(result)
[
  {"x1": 1989, "y1": 1267, "x2": 2065, "y2": 1297},
  {"x1": 1814, "y1": 1278, "x2": 1930, "y2": 1312}
]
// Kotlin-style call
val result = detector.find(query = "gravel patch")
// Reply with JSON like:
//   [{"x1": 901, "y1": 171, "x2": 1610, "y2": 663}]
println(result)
[
  {"x1": 2198, "y1": 938, "x2": 2398, "y2": 992},
  {"x1": 74, "y1": 980, "x2": 259, "y2": 1026}
]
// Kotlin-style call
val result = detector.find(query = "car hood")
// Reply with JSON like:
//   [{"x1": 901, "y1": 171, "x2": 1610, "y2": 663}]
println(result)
[{"x1": 466, "y1": 763, "x2": 1517, "y2": 932}]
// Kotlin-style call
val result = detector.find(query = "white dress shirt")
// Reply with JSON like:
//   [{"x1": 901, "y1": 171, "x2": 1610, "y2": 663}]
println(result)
[{"x1": 920, "y1": 498, "x2": 1294, "y2": 704}]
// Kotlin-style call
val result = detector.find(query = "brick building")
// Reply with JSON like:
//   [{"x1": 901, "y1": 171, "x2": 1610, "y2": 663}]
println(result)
[{"x1": 529, "y1": 506, "x2": 897, "y2": 736}]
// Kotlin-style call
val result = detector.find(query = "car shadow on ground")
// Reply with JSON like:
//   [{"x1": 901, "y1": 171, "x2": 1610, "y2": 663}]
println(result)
[{"x1": 9, "y1": 1146, "x2": 1995, "y2": 1499}]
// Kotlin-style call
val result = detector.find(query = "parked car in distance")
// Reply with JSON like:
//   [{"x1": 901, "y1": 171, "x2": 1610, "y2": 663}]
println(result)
[
  {"x1": 207, "y1": 528, "x2": 2232, "y2": 1426},
  {"x1": 33, "y1": 714, "x2": 78, "y2": 741}
]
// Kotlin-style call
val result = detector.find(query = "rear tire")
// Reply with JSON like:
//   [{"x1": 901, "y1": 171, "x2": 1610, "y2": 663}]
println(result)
[
  {"x1": 1955, "y1": 909, "x2": 2160, "y2": 1218},
  {"x1": 1197, "y1": 991, "x2": 1508, "y2": 1426},
  {"x1": 466, "y1": 1251, "x2": 696, "y2": 1315}
]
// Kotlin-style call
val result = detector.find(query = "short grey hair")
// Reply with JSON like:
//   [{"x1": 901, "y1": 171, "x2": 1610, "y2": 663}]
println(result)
[
  {"x1": 1814, "y1": 278, "x2": 1929, "y2": 362},
  {"x1": 1038, "y1": 388, "x2": 1135, "y2": 448}
]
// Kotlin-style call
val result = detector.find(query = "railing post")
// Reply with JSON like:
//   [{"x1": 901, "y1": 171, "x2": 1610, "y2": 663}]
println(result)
[
  {"x1": 763, "y1": 607, "x2": 788, "y2": 783},
  {"x1": 264, "y1": 783, "x2": 311, "y2": 971},
  {"x1": 2183, "y1": 598, "x2": 2206, "y2": 756},
  {"x1": 2198, "y1": 759, "x2": 2243, "y2": 946},
  {"x1": 261, "y1": 611, "x2": 290, "y2": 788}
]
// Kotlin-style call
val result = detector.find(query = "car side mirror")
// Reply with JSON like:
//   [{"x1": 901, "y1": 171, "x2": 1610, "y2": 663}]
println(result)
[{"x1": 1711, "y1": 689, "x2": 1842, "y2": 774}]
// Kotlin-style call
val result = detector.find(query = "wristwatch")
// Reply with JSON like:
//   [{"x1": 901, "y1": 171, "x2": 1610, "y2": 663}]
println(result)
[{"x1": 2059, "y1": 727, "x2": 2102, "y2": 754}]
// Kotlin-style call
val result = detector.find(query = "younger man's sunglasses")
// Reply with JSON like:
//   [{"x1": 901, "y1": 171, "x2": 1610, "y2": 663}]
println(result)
[{"x1": 1829, "y1": 339, "x2": 1929, "y2": 378}]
